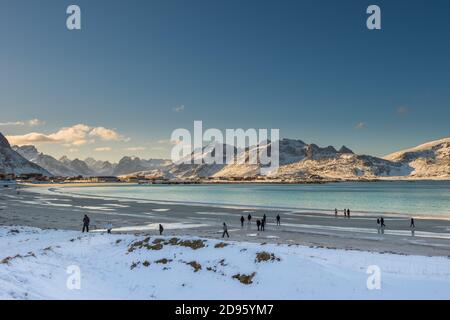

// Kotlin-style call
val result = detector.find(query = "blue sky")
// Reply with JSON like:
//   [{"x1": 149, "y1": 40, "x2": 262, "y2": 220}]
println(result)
[{"x1": 1, "y1": 0, "x2": 449, "y2": 161}]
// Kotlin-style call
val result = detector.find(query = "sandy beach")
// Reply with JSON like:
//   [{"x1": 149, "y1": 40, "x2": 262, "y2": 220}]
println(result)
[{"x1": 1, "y1": 184, "x2": 449, "y2": 257}]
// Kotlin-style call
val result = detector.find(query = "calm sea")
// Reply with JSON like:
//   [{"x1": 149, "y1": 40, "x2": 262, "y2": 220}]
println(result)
[{"x1": 56, "y1": 181, "x2": 450, "y2": 217}]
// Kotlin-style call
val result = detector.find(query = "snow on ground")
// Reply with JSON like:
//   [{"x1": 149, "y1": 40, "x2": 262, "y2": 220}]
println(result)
[{"x1": 0, "y1": 226, "x2": 449, "y2": 300}]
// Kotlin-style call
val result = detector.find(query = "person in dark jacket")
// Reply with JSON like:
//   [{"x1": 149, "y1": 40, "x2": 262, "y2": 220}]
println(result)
[
  {"x1": 159, "y1": 224, "x2": 164, "y2": 235},
  {"x1": 105, "y1": 222, "x2": 113, "y2": 234},
  {"x1": 263, "y1": 214, "x2": 267, "y2": 223},
  {"x1": 410, "y1": 218, "x2": 415, "y2": 236},
  {"x1": 276, "y1": 214, "x2": 281, "y2": 226},
  {"x1": 261, "y1": 218, "x2": 265, "y2": 231},
  {"x1": 82, "y1": 215, "x2": 90, "y2": 233},
  {"x1": 240, "y1": 216, "x2": 245, "y2": 228},
  {"x1": 380, "y1": 217, "x2": 386, "y2": 234},
  {"x1": 256, "y1": 219, "x2": 261, "y2": 231},
  {"x1": 247, "y1": 214, "x2": 252, "y2": 225},
  {"x1": 335, "y1": 208, "x2": 338, "y2": 217},
  {"x1": 222, "y1": 222, "x2": 230, "y2": 238},
  {"x1": 347, "y1": 209, "x2": 351, "y2": 218},
  {"x1": 376, "y1": 218, "x2": 381, "y2": 234}
]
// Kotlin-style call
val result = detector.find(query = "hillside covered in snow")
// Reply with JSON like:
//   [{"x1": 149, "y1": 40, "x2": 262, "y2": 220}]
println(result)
[
  {"x1": 156, "y1": 137, "x2": 449, "y2": 181},
  {"x1": 383, "y1": 137, "x2": 450, "y2": 179}
]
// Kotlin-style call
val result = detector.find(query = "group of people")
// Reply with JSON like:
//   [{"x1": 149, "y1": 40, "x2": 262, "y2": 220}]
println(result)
[
  {"x1": 223, "y1": 213, "x2": 282, "y2": 238},
  {"x1": 82, "y1": 211, "x2": 418, "y2": 239},
  {"x1": 376, "y1": 217, "x2": 416, "y2": 236},
  {"x1": 81, "y1": 214, "x2": 165, "y2": 235},
  {"x1": 332, "y1": 209, "x2": 417, "y2": 236},
  {"x1": 334, "y1": 208, "x2": 351, "y2": 218},
  {"x1": 376, "y1": 217, "x2": 386, "y2": 234},
  {"x1": 240, "y1": 213, "x2": 281, "y2": 229}
]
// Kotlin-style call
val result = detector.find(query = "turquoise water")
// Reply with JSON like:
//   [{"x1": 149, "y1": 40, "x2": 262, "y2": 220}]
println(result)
[{"x1": 57, "y1": 181, "x2": 450, "y2": 217}]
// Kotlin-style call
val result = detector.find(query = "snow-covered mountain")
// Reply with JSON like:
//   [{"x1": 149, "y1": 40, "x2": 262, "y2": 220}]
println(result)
[
  {"x1": 13, "y1": 145, "x2": 171, "y2": 177},
  {"x1": 13, "y1": 145, "x2": 81, "y2": 177},
  {"x1": 383, "y1": 137, "x2": 450, "y2": 179},
  {"x1": 7, "y1": 136, "x2": 450, "y2": 180},
  {"x1": 164, "y1": 139, "x2": 407, "y2": 180},
  {"x1": 58, "y1": 156, "x2": 96, "y2": 177},
  {"x1": 84, "y1": 158, "x2": 116, "y2": 176},
  {"x1": 113, "y1": 157, "x2": 171, "y2": 176},
  {"x1": 0, "y1": 133, "x2": 50, "y2": 176}
]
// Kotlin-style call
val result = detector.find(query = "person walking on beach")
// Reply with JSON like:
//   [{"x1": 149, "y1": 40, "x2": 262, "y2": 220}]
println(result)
[
  {"x1": 335, "y1": 208, "x2": 338, "y2": 217},
  {"x1": 240, "y1": 216, "x2": 245, "y2": 228},
  {"x1": 247, "y1": 214, "x2": 252, "y2": 225},
  {"x1": 222, "y1": 222, "x2": 230, "y2": 238},
  {"x1": 376, "y1": 218, "x2": 381, "y2": 234},
  {"x1": 263, "y1": 214, "x2": 267, "y2": 224},
  {"x1": 159, "y1": 224, "x2": 164, "y2": 235},
  {"x1": 82, "y1": 215, "x2": 90, "y2": 233},
  {"x1": 380, "y1": 217, "x2": 386, "y2": 234},
  {"x1": 261, "y1": 218, "x2": 266, "y2": 231},
  {"x1": 276, "y1": 214, "x2": 281, "y2": 226},
  {"x1": 410, "y1": 218, "x2": 415, "y2": 236},
  {"x1": 256, "y1": 219, "x2": 261, "y2": 231},
  {"x1": 105, "y1": 222, "x2": 113, "y2": 234},
  {"x1": 343, "y1": 209, "x2": 347, "y2": 218},
  {"x1": 347, "y1": 209, "x2": 351, "y2": 218}
]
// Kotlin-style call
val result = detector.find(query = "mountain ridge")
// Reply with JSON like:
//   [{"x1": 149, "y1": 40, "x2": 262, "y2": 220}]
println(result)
[
  {"x1": 6, "y1": 135, "x2": 450, "y2": 180},
  {"x1": 0, "y1": 133, "x2": 51, "y2": 176}
]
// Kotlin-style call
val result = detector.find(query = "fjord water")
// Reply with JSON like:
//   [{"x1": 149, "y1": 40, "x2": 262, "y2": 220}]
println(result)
[{"x1": 60, "y1": 181, "x2": 450, "y2": 217}]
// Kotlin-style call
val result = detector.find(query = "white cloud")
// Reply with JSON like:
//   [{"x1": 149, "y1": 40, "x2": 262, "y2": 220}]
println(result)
[
  {"x1": 6, "y1": 124, "x2": 128, "y2": 147},
  {"x1": 125, "y1": 147, "x2": 147, "y2": 151},
  {"x1": 28, "y1": 118, "x2": 45, "y2": 126},
  {"x1": 173, "y1": 105, "x2": 185, "y2": 112},
  {"x1": 89, "y1": 127, "x2": 128, "y2": 142},
  {"x1": 355, "y1": 122, "x2": 367, "y2": 130},
  {"x1": 157, "y1": 139, "x2": 181, "y2": 145},
  {"x1": 6, "y1": 132, "x2": 56, "y2": 145},
  {"x1": 0, "y1": 121, "x2": 25, "y2": 126},
  {"x1": 0, "y1": 118, "x2": 45, "y2": 127},
  {"x1": 94, "y1": 147, "x2": 112, "y2": 152}
]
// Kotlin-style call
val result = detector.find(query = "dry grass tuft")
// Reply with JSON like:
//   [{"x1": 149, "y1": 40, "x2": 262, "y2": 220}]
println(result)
[
  {"x1": 185, "y1": 261, "x2": 202, "y2": 272},
  {"x1": 214, "y1": 242, "x2": 229, "y2": 249},
  {"x1": 255, "y1": 252, "x2": 280, "y2": 263},
  {"x1": 232, "y1": 272, "x2": 256, "y2": 285}
]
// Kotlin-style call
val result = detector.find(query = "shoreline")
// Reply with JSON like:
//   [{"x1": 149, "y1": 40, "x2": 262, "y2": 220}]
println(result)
[
  {"x1": 1, "y1": 186, "x2": 450, "y2": 257},
  {"x1": 24, "y1": 182, "x2": 450, "y2": 220}
]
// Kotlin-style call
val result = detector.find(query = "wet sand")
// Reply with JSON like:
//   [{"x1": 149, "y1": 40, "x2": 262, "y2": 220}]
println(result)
[{"x1": 1, "y1": 185, "x2": 450, "y2": 257}]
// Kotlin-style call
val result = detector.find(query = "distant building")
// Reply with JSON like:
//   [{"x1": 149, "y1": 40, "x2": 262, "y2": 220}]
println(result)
[
  {"x1": 16, "y1": 173, "x2": 48, "y2": 183},
  {"x1": 89, "y1": 176, "x2": 120, "y2": 183}
]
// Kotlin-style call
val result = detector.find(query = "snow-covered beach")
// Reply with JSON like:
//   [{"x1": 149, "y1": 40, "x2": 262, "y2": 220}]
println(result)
[
  {"x1": 1, "y1": 185, "x2": 450, "y2": 299},
  {"x1": 1, "y1": 225, "x2": 450, "y2": 300}
]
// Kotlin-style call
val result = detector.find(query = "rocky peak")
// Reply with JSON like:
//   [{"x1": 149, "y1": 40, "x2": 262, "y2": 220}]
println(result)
[
  {"x1": 0, "y1": 132, "x2": 11, "y2": 148},
  {"x1": 339, "y1": 146, "x2": 354, "y2": 154}
]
